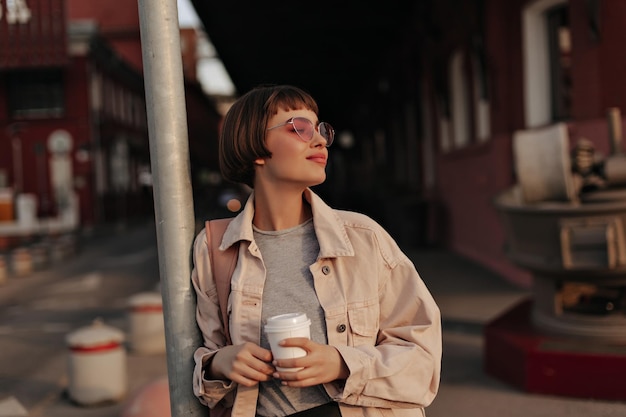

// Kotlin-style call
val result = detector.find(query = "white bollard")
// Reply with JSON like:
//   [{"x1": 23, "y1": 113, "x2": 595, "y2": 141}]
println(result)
[
  {"x1": 127, "y1": 292, "x2": 166, "y2": 354},
  {"x1": 16, "y1": 194, "x2": 37, "y2": 227},
  {"x1": 66, "y1": 319, "x2": 127, "y2": 406}
]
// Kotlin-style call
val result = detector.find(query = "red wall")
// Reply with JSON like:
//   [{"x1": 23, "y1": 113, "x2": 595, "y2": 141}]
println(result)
[
  {"x1": 0, "y1": 0, "x2": 221, "y2": 230},
  {"x1": 0, "y1": 0, "x2": 67, "y2": 68},
  {"x1": 422, "y1": 0, "x2": 626, "y2": 287},
  {"x1": 598, "y1": 0, "x2": 626, "y2": 112},
  {"x1": 66, "y1": 0, "x2": 143, "y2": 71},
  {"x1": 569, "y1": 0, "x2": 602, "y2": 119},
  {"x1": 0, "y1": 76, "x2": 8, "y2": 176},
  {"x1": 1, "y1": 56, "x2": 92, "y2": 218},
  {"x1": 436, "y1": 135, "x2": 532, "y2": 287},
  {"x1": 64, "y1": 57, "x2": 95, "y2": 224}
]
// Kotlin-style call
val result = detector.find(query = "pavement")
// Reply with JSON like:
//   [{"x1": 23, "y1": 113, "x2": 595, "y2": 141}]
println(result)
[{"x1": 2, "y1": 220, "x2": 626, "y2": 417}]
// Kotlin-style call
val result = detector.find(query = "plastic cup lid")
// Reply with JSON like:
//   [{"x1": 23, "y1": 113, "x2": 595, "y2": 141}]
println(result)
[{"x1": 265, "y1": 312, "x2": 310, "y2": 330}]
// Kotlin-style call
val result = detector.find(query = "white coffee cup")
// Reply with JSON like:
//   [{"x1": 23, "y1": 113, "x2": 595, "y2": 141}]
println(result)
[{"x1": 264, "y1": 312, "x2": 311, "y2": 372}]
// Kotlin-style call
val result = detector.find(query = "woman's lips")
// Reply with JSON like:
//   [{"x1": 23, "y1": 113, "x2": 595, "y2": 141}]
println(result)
[{"x1": 307, "y1": 154, "x2": 327, "y2": 164}]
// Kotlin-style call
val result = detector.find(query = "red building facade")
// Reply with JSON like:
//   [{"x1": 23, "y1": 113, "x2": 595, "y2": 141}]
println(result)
[
  {"x1": 0, "y1": 0, "x2": 221, "y2": 231},
  {"x1": 344, "y1": 0, "x2": 626, "y2": 287}
]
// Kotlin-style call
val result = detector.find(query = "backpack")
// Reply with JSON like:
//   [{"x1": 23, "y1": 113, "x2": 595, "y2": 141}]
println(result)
[{"x1": 205, "y1": 218, "x2": 239, "y2": 416}]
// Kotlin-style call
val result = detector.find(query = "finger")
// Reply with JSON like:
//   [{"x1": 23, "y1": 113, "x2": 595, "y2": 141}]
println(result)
[
  {"x1": 272, "y1": 361, "x2": 314, "y2": 381},
  {"x1": 246, "y1": 361, "x2": 275, "y2": 377},
  {"x1": 272, "y1": 357, "x2": 303, "y2": 372},
  {"x1": 277, "y1": 373, "x2": 321, "y2": 388},
  {"x1": 272, "y1": 369, "x2": 300, "y2": 382},
  {"x1": 279, "y1": 337, "x2": 314, "y2": 349},
  {"x1": 233, "y1": 344, "x2": 273, "y2": 369},
  {"x1": 249, "y1": 345, "x2": 274, "y2": 362},
  {"x1": 274, "y1": 361, "x2": 325, "y2": 385},
  {"x1": 226, "y1": 346, "x2": 275, "y2": 382},
  {"x1": 240, "y1": 352, "x2": 276, "y2": 376},
  {"x1": 230, "y1": 361, "x2": 274, "y2": 384}
]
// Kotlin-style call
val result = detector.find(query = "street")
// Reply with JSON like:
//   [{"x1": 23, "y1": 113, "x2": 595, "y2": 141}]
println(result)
[
  {"x1": 0, "y1": 219, "x2": 168, "y2": 417},
  {"x1": 2, "y1": 219, "x2": 626, "y2": 417}
]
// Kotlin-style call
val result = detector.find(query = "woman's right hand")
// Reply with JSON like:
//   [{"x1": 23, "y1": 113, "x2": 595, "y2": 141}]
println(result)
[{"x1": 210, "y1": 342, "x2": 275, "y2": 387}]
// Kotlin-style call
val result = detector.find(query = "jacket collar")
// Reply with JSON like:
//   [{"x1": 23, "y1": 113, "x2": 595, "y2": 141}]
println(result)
[{"x1": 220, "y1": 188, "x2": 354, "y2": 258}]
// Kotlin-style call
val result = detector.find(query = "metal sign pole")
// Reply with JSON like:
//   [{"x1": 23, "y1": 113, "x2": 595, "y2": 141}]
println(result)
[{"x1": 137, "y1": 1, "x2": 203, "y2": 416}]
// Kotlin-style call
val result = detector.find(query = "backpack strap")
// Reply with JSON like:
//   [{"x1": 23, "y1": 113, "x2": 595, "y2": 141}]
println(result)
[{"x1": 206, "y1": 218, "x2": 239, "y2": 345}]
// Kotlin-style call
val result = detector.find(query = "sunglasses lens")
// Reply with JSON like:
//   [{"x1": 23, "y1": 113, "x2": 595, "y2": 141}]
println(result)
[
  {"x1": 319, "y1": 122, "x2": 334, "y2": 146},
  {"x1": 287, "y1": 117, "x2": 334, "y2": 147},
  {"x1": 292, "y1": 117, "x2": 314, "y2": 140}
]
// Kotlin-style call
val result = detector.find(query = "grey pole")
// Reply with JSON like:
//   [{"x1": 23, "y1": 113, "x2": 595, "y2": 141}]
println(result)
[{"x1": 137, "y1": 1, "x2": 203, "y2": 416}]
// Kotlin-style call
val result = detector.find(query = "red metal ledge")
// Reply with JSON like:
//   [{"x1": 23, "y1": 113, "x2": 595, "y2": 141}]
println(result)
[{"x1": 484, "y1": 298, "x2": 626, "y2": 401}]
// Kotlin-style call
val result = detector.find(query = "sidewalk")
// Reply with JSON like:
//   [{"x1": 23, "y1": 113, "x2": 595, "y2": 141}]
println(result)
[
  {"x1": 407, "y1": 247, "x2": 626, "y2": 417},
  {"x1": 408, "y1": 247, "x2": 530, "y2": 325},
  {"x1": 0, "y1": 220, "x2": 167, "y2": 417},
  {"x1": 2, "y1": 229, "x2": 626, "y2": 417}
]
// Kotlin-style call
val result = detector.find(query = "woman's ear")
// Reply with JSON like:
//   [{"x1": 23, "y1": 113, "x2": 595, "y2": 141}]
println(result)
[{"x1": 254, "y1": 158, "x2": 266, "y2": 166}]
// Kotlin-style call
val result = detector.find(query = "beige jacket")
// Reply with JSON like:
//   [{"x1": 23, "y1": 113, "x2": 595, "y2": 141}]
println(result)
[{"x1": 192, "y1": 189, "x2": 442, "y2": 417}]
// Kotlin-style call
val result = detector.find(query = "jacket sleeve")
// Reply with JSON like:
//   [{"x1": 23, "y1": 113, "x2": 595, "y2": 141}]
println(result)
[
  {"x1": 330, "y1": 247, "x2": 442, "y2": 409},
  {"x1": 191, "y1": 230, "x2": 237, "y2": 408}
]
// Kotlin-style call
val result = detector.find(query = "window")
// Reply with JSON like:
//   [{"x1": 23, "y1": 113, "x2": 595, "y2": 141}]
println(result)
[
  {"x1": 546, "y1": 5, "x2": 572, "y2": 121},
  {"x1": 445, "y1": 47, "x2": 491, "y2": 150},
  {"x1": 522, "y1": 0, "x2": 569, "y2": 127},
  {"x1": 449, "y1": 49, "x2": 471, "y2": 149},
  {"x1": 472, "y1": 52, "x2": 491, "y2": 142},
  {"x1": 7, "y1": 70, "x2": 65, "y2": 118}
]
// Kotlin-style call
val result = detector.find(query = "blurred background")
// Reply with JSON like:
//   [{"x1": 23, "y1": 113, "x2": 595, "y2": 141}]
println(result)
[
  {"x1": 3, "y1": 1, "x2": 626, "y2": 416},
  {"x1": 0, "y1": 0, "x2": 624, "y2": 300}
]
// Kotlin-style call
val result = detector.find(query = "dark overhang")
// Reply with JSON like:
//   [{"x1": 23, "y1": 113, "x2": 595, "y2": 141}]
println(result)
[{"x1": 190, "y1": 1, "x2": 421, "y2": 127}]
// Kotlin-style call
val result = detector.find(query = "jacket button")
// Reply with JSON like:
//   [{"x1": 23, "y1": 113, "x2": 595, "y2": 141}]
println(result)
[
  {"x1": 322, "y1": 266, "x2": 331, "y2": 275},
  {"x1": 336, "y1": 324, "x2": 346, "y2": 333}
]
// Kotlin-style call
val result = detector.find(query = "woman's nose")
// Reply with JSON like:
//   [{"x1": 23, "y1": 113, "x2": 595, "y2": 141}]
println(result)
[{"x1": 311, "y1": 129, "x2": 328, "y2": 147}]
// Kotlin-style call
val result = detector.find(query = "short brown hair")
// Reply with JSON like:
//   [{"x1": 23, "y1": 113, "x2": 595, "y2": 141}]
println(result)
[{"x1": 219, "y1": 85, "x2": 319, "y2": 187}]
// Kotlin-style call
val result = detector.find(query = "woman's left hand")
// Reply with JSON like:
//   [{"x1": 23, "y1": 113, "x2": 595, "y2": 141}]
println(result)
[{"x1": 272, "y1": 338, "x2": 349, "y2": 387}]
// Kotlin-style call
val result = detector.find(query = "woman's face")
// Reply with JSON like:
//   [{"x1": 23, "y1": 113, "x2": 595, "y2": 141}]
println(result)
[{"x1": 254, "y1": 107, "x2": 328, "y2": 190}]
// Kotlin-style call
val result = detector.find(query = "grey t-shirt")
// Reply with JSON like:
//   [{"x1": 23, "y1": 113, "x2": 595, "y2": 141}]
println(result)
[{"x1": 253, "y1": 218, "x2": 331, "y2": 417}]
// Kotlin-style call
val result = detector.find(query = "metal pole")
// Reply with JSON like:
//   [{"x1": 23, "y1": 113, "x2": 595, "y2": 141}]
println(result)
[{"x1": 137, "y1": 1, "x2": 203, "y2": 416}]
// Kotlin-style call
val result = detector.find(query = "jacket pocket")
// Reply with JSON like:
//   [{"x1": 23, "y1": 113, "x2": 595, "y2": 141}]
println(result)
[{"x1": 347, "y1": 298, "x2": 379, "y2": 346}]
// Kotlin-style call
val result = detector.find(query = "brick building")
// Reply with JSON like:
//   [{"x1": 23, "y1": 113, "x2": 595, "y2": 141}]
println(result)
[{"x1": 0, "y1": 0, "x2": 221, "y2": 233}]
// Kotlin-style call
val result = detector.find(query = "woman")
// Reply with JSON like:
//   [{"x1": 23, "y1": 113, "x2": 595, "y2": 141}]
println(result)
[{"x1": 192, "y1": 85, "x2": 441, "y2": 417}]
